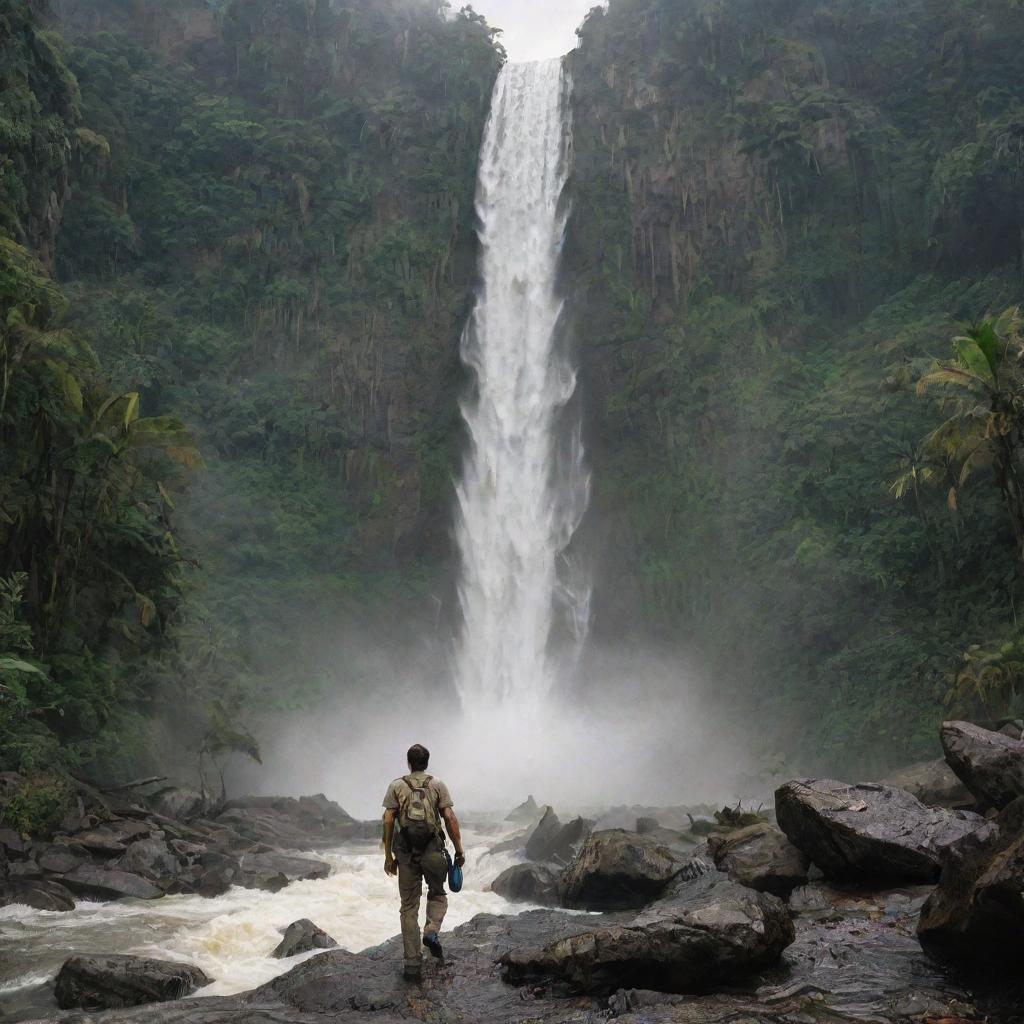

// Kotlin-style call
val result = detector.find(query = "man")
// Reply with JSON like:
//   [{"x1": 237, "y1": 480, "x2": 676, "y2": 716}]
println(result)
[{"x1": 382, "y1": 743, "x2": 466, "y2": 979}]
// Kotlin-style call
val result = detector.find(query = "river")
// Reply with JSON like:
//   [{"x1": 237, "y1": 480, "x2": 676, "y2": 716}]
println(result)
[{"x1": 0, "y1": 829, "x2": 525, "y2": 1021}]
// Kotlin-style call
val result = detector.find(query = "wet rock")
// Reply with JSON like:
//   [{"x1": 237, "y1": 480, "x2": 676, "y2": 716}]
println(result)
[
  {"x1": 193, "y1": 850, "x2": 239, "y2": 897},
  {"x1": 0, "y1": 877, "x2": 75, "y2": 910},
  {"x1": 168, "y1": 838, "x2": 205, "y2": 863},
  {"x1": 54, "y1": 954, "x2": 211, "y2": 1010},
  {"x1": 0, "y1": 826, "x2": 29, "y2": 855},
  {"x1": 60, "y1": 863, "x2": 163, "y2": 901},
  {"x1": 147, "y1": 786, "x2": 208, "y2": 822},
  {"x1": 235, "y1": 849, "x2": 330, "y2": 892},
  {"x1": 707, "y1": 823, "x2": 809, "y2": 897},
  {"x1": 272, "y1": 918, "x2": 338, "y2": 958},
  {"x1": 67, "y1": 829, "x2": 129, "y2": 856},
  {"x1": 525, "y1": 809, "x2": 592, "y2": 864},
  {"x1": 941, "y1": 720, "x2": 1024, "y2": 810},
  {"x1": 559, "y1": 829, "x2": 684, "y2": 910},
  {"x1": 35, "y1": 843, "x2": 87, "y2": 875},
  {"x1": 880, "y1": 758, "x2": 974, "y2": 809},
  {"x1": 491, "y1": 862, "x2": 561, "y2": 905},
  {"x1": 501, "y1": 872, "x2": 795, "y2": 995},
  {"x1": 114, "y1": 837, "x2": 182, "y2": 886},
  {"x1": 525, "y1": 806, "x2": 562, "y2": 861},
  {"x1": 215, "y1": 794, "x2": 361, "y2": 848},
  {"x1": 506, "y1": 795, "x2": 540, "y2": 823},
  {"x1": 917, "y1": 798, "x2": 1024, "y2": 971},
  {"x1": 775, "y1": 778, "x2": 988, "y2": 882}
]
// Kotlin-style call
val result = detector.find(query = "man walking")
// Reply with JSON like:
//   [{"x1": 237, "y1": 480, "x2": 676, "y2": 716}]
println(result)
[{"x1": 382, "y1": 743, "x2": 466, "y2": 979}]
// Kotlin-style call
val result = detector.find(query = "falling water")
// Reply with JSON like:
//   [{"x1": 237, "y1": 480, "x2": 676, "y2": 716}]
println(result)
[{"x1": 454, "y1": 60, "x2": 589, "y2": 710}]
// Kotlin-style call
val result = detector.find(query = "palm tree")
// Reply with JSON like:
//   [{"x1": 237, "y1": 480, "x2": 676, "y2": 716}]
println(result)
[{"x1": 917, "y1": 307, "x2": 1024, "y2": 557}]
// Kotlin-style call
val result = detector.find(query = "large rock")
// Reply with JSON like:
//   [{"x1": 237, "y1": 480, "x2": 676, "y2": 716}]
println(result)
[
  {"x1": 491, "y1": 862, "x2": 561, "y2": 905},
  {"x1": 114, "y1": 838, "x2": 182, "y2": 887},
  {"x1": 559, "y1": 829, "x2": 684, "y2": 910},
  {"x1": 501, "y1": 872, "x2": 795, "y2": 995},
  {"x1": 146, "y1": 786, "x2": 208, "y2": 822},
  {"x1": 525, "y1": 809, "x2": 592, "y2": 864},
  {"x1": 917, "y1": 798, "x2": 1024, "y2": 970},
  {"x1": 941, "y1": 720, "x2": 1024, "y2": 810},
  {"x1": 775, "y1": 779, "x2": 988, "y2": 882},
  {"x1": 506, "y1": 795, "x2": 541, "y2": 823},
  {"x1": 272, "y1": 918, "x2": 338, "y2": 959},
  {"x1": 880, "y1": 758, "x2": 974, "y2": 808},
  {"x1": 54, "y1": 954, "x2": 211, "y2": 1010},
  {"x1": 707, "y1": 823, "x2": 809, "y2": 897},
  {"x1": 0, "y1": 877, "x2": 75, "y2": 911},
  {"x1": 60, "y1": 863, "x2": 163, "y2": 901},
  {"x1": 235, "y1": 849, "x2": 330, "y2": 892},
  {"x1": 215, "y1": 794, "x2": 361, "y2": 847}
]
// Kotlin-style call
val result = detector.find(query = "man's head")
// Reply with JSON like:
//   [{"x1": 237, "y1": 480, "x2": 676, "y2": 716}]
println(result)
[{"x1": 407, "y1": 743, "x2": 430, "y2": 772}]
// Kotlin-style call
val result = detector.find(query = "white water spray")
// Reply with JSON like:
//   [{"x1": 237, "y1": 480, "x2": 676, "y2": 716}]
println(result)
[{"x1": 454, "y1": 60, "x2": 589, "y2": 711}]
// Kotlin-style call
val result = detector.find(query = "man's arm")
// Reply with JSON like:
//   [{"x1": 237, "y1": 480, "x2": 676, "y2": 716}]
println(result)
[
  {"x1": 382, "y1": 809, "x2": 398, "y2": 876},
  {"x1": 441, "y1": 807, "x2": 465, "y2": 867}
]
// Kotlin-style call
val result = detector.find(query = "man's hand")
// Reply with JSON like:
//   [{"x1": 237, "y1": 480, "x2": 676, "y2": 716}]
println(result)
[
  {"x1": 385, "y1": 854, "x2": 397, "y2": 876},
  {"x1": 454, "y1": 849, "x2": 466, "y2": 868}
]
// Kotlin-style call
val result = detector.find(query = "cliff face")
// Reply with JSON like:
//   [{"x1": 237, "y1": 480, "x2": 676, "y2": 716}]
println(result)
[
  {"x1": 13, "y1": 0, "x2": 504, "y2": 771},
  {"x1": 567, "y1": 0, "x2": 1024, "y2": 770}
]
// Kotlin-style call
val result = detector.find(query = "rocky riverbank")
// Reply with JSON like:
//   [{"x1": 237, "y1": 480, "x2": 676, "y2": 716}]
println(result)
[
  {"x1": 6, "y1": 718, "x2": 1024, "y2": 1023},
  {"x1": 0, "y1": 778, "x2": 378, "y2": 912}
]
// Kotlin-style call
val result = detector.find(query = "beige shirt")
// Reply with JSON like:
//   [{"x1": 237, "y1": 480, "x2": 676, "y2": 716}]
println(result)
[{"x1": 382, "y1": 771, "x2": 454, "y2": 815}]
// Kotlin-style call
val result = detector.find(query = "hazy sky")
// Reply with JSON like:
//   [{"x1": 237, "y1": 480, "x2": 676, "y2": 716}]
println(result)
[{"x1": 468, "y1": 0, "x2": 600, "y2": 62}]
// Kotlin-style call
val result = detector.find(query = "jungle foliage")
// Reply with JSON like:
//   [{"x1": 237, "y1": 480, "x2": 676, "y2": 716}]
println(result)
[
  {"x1": 568, "y1": 0, "x2": 1024, "y2": 772},
  {"x1": 1, "y1": 0, "x2": 501, "y2": 785}
]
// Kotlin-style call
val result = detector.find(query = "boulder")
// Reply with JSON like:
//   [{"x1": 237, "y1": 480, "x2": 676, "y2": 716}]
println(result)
[
  {"x1": 501, "y1": 871, "x2": 795, "y2": 995},
  {"x1": 194, "y1": 850, "x2": 240, "y2": 897},
  {"x1": 525, "y1": 809, "x2": 592, "y2": 864},
  {"x1": 36, "y1": 844, "x2": 88, "y2": 875},
  {"x1": 60, "y1": 863, "x2": 162, "y2": 901},
  {"x1": 147, "y1": 786, "x2": 208, "y2": 822},
  {"x1": 941, "y1": 720, "x2": 1024, "y2": 810},
  {"x1": 880, "y1": 759, "x2": 974, "y2": 809},
  {"x1": 525, "y1": 807, "x2": 562, "y2": 861},
  {"x1": 559, "y1": 829, "x2": 684, "y2": 910},
  {"x1": 66, "y1": 829, "x2": 129, "y2": 856},
  {"x1": 490, "y1": 862, "x2": 561, "y2": 905},
  {"x1": 235, "y1": 849, "x2": 330, "y2": 892},
  {"x1": 707, "y1": 823, "x2": 809, "y2": 897},
  {"x1": 506, "y1": 795, "x2": 540, "y2": 823},
  {"x1": 0, "y1": 826, "x2": 29, "y2": 855},
  {"x1": 0, "y1": 877, "x2": 75, "y2": 911},
  {"x1": 272, "y1": 918, "x2": 338, "y2": 958},
  {"x1": 54, "y1": 954, "x2": 211, "y2": 1010},
  {"x1": 216, "y1": 794, "x2": 359, "y2": 847},
  {"x1": 917, "y1": 798, "x2": 1024, "y2": 970},
  {"x1": 114, "y1": 838, "x2": 181, "y2": 886},
  {"x1": 775, "y1": 779, "x2": 988, "y2": 882}
]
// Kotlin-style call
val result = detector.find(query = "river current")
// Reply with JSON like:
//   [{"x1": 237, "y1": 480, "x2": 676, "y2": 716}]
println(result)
[{"x1": 0, "y1": 831, "x2": 524, "y2": 1020}]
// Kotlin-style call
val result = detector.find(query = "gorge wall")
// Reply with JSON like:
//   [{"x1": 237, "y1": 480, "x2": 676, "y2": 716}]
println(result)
[{"x1": 566, "y1": 0, "x2": 1024, "y2": 773}]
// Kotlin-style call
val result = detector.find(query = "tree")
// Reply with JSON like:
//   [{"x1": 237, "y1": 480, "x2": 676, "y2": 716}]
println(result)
[{"x1": 917, "y1": 307, "x2": 1024, "y2": 557}]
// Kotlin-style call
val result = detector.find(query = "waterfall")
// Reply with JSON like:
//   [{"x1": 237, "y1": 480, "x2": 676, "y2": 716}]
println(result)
[{"x1": 453, "y1": 60, "x2": 589, "y2": 710}]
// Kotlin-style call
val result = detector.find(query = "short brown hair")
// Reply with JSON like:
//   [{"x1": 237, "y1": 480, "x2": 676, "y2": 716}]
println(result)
[{"x1": 407, "y1": 744, "x2": 430, "y2": 771}]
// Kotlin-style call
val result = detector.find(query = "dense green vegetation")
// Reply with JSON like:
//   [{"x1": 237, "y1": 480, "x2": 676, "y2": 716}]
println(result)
[
  {"x1": 8, "y1": 0, "x2": 1024, "y2": 797},
  {"x1": 568, "y1": 0, "x2": 1024, "y2": 772},
  {"x1": 1, "y1": 0, "x2": 501, "y2": 791},
  {"x1": 1, "y1": 0, "x2": 192, "y2": 780}
]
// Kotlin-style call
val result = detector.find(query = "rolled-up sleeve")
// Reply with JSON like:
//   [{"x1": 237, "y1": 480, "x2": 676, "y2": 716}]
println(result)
[
  {"x1": 382, "y1": 782, "x2": 399, "y2": 810},
  {"x1": 434, "y1": 780, "x2": 453, "y2": 810}
]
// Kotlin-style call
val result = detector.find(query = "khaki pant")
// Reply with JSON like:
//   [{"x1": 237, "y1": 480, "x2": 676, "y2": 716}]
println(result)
[{"x1": 396, "y1": 843, "x2": 448, "y2": 968}]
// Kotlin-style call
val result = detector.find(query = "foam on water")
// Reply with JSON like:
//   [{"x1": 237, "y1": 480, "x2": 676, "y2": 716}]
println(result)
[{"x1": 0, "y1": 832, "x2": 529, "y2": 1015}]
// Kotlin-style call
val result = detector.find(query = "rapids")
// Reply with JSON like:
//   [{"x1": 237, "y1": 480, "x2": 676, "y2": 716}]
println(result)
[{"x1": 0, "y1": 831, "x2": 526, "y2": 1020}]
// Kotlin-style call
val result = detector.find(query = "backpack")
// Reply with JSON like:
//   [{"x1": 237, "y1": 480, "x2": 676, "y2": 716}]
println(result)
[{"x1": 396, "y1": 774, "x2": 441, "y2": 853}]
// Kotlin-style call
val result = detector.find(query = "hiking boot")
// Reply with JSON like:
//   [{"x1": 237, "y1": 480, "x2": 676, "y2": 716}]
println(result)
[{"x1": 422, "y1": 931, "x2": 444, "y2": 960}]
